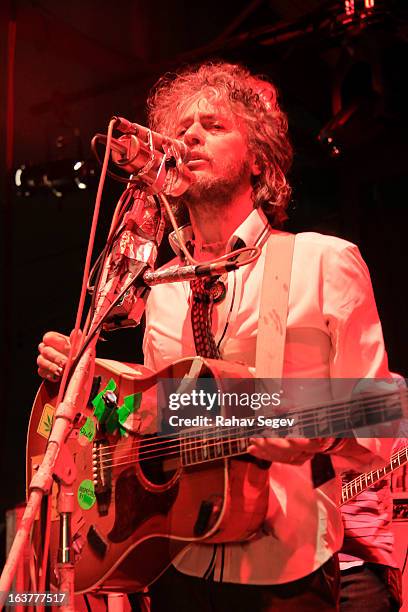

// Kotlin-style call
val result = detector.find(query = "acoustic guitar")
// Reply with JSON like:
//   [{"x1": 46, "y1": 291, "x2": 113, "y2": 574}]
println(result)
[{"x1": 27, "y1": 357, "x2": 405, "y2": 593}]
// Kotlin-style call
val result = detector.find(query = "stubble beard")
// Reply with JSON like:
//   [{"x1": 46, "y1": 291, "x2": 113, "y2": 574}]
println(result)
[
  {"x1": 182, "y1": 159, "x2": 252, "y2": 214},
  {"x1": 161, "y1": 159, "x2": 253, "y2": 232}
]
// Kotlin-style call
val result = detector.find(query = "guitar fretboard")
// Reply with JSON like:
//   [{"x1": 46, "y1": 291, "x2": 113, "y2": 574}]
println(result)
[{"x1": 341, "y1": 445, "x2": 408, "y2": 504}]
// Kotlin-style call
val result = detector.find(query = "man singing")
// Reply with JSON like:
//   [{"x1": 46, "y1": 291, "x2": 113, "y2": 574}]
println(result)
[{"x1": 37, "y1": 62, "x2": 396, "y2": 611}]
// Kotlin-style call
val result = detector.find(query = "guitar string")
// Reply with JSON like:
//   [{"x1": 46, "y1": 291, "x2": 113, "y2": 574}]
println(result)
[
  {"x1": 92, "y1": 450, "x2": 407, "y2": 507},
  {"x1": 90, "y1": 444, "x2": 408, "y2": 505},
  {"x1": 92, "y1": 389, "x2": 405, "y2": 459},
  {"x1": 341, "y1": 446, "x2": 408, "y2": 501},
  {"x1": 96, "y1": 446, "x2": 408, "y2": 490},
  {"x1": 94, "y1": 403, "x2": 404, "y2": 470},
  {"x1": 94, "y1": 396, "x2": 405, "y2": 465},
  {"x1": 100, "y1": 443, "x2": 408, "y2": 474},
  {"x1": 97, "y1": 452, "x2": 408, "y2": 476},
  {"x1": 93, "y1": 388, "x2": 406, "y2": 456}
]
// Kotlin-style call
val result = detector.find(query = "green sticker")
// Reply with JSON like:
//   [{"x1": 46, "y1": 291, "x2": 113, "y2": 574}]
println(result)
[
  {"x1": 77, "y1": 479, "x2": 96, "y2": 510},
  {"x1": 92, "y1": 379, "x2": 142, "y2": 437},
  {"x1": 92, "y1": 378, "x2": 117, "y2": 423},
  {"x1": 117, "y1": 393, "x2": 142, "y2": 424},
  {"x1": 79, "y1": 417, "x2": 96, "y2": 442}
]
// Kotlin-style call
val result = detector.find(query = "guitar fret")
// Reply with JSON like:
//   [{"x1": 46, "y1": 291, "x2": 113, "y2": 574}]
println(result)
[
  {"x1": 184, "y1": 434, "x2": 191, "y2": 465},
  {"x1": 202, "y1": 431, "x2": 208, "y2": 460},
  {"x1": 207, "y1": 431, "x2": 214, "y2": 459},
  {"x1": 193, "y1": 435, "x2": 199, "y2": 464},
  {"x1": 227, "y1": 430, "x2": 233, "y2": 457},
  {"x1": 233, "y1": 430, "x2": 243, "y2": 454},
  {"x1": 188, "y1": 433, "x2": 194, "y2": 466},
  {"x1": 215, "y1": 429, "x2": 222, "y2": 456}
]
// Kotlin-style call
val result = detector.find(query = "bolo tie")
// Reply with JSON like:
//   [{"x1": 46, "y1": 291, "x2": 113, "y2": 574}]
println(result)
[{"x1": 189, "y1": 276, "x2": 226, "y2": 359}]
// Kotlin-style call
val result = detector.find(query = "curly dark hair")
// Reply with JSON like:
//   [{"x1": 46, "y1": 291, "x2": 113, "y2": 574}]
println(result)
[{"x1": 147, "y1": 62, "x2": 293, "y2": 227}]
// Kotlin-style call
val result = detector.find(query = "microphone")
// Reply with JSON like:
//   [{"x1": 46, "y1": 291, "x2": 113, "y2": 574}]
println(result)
[
  {"x1": 112, "y1": 116, "x2": 190, "y2": 162},
  {"x1": 92, "y1": 117, "x2": 194, "y2": 197},
  {"x1": 109, "y1": 116, "x2": 194, "y2": 197},
  {"x1": 143, "y1": 260, "x2": 239, "y2": 286}
]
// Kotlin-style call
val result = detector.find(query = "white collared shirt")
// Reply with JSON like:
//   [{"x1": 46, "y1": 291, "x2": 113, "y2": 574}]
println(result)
[{"x1": 143, "y1": 208, "x2": 394, "y2": 584}]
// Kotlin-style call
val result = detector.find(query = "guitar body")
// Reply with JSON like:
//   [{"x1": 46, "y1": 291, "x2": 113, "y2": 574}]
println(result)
[{"x1": 27, "y1": 358, "x2": 269, "y2": 593}]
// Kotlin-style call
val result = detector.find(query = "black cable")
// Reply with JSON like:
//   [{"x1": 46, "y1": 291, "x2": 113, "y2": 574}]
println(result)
[
  {"x1": 91, "y1": 135, "x2": 147, "y2": 185},
  {"x1": 82, "y1": 594, "x2": 92, "y2": 612}
]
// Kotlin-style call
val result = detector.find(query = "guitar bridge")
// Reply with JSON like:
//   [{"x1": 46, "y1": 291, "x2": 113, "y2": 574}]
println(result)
[{"x1": 92, "y1": 440, "x2": 112, "y2": 516}]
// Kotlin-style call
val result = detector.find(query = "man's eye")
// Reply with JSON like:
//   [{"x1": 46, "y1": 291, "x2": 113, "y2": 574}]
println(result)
[
  {"x1": 176, "y1": 129, "x2": 186, "y2": 137},
  {"x1": 212, "y1": 124, "x2": 223, "y2": 130}
]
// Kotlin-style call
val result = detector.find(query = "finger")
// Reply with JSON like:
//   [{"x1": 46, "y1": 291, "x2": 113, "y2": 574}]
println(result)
[
  {"x1": 247, "y1": 443, "x2": 269, "y2": 460},
  {"x1": 250, "y1": 438, "x2": 291, "y2": 451},
  {"x1": 287, "y1": 438, "x2": 326, "y2": 453},
  {"x1": 248, "y1": 438, "x2": 314, "y2": 464},
  {"x1": 38, "y1": 344, "x2": 68, "y2": 369},
  {"x1": 42, "y1": 331, "x2": 71, "y2": 355},
  {"x1": 248, "y1": 438, "x2": 284, "y2": 460},
  {"x1": 38, "y1": 368, "x2": 60, "y2": 382},
  {"x1": 37, "y1": 354, "x2": 63, "y2": 379},
  {"x1": 248, "y1": 443, "x2": 291, "y2": 462}
]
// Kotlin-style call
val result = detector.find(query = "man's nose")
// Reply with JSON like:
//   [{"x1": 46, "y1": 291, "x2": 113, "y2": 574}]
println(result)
[{"x1": 183, "y1": 122, "x2": 205, "y2": 146}]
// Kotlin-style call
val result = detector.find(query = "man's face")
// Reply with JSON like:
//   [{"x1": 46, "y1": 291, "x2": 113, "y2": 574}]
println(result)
[{"x1": 173, "y1": 96, "x2": 257, "y2": 206}]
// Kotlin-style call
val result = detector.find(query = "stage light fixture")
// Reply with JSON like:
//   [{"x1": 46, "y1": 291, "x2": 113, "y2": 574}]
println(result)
[{"x1": 14, "y1": 159, "x2": 98, "y2": 198}]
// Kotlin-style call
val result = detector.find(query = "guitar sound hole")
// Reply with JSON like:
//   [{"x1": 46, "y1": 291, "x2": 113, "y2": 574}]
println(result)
[{"x1": 138, "y1": 435, "x2": 180, "y2": 486}]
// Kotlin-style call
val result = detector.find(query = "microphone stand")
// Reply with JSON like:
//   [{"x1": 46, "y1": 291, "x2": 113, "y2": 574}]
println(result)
[
  {"x1": 1, "y1": 114, "x2": 258, "y2": 609},
  {"x1": 0, "y1": 189, "x2": 160, "y2": 611}
]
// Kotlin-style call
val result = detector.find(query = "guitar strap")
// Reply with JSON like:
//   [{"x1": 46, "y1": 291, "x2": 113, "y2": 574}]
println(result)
[
  {"x1": 255, "y1": 231, "x2": 295, "y2": 379},
  {"x1": 255, "y1": 231, "x2": 334, "y2": 488}
]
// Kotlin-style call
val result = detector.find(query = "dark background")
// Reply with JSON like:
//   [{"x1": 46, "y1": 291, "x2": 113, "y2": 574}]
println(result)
[{"x1": 1, "y1": 0, "x2": 407, "y2": 563}]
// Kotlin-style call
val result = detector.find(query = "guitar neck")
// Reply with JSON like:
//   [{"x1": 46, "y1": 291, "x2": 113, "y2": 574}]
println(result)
[
  {"x1": 341, "y1": 444, "x2": 408, "y2": 505},
  {"x1": 179, "y1": 388, "x2": 406, "y2": 468}
]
